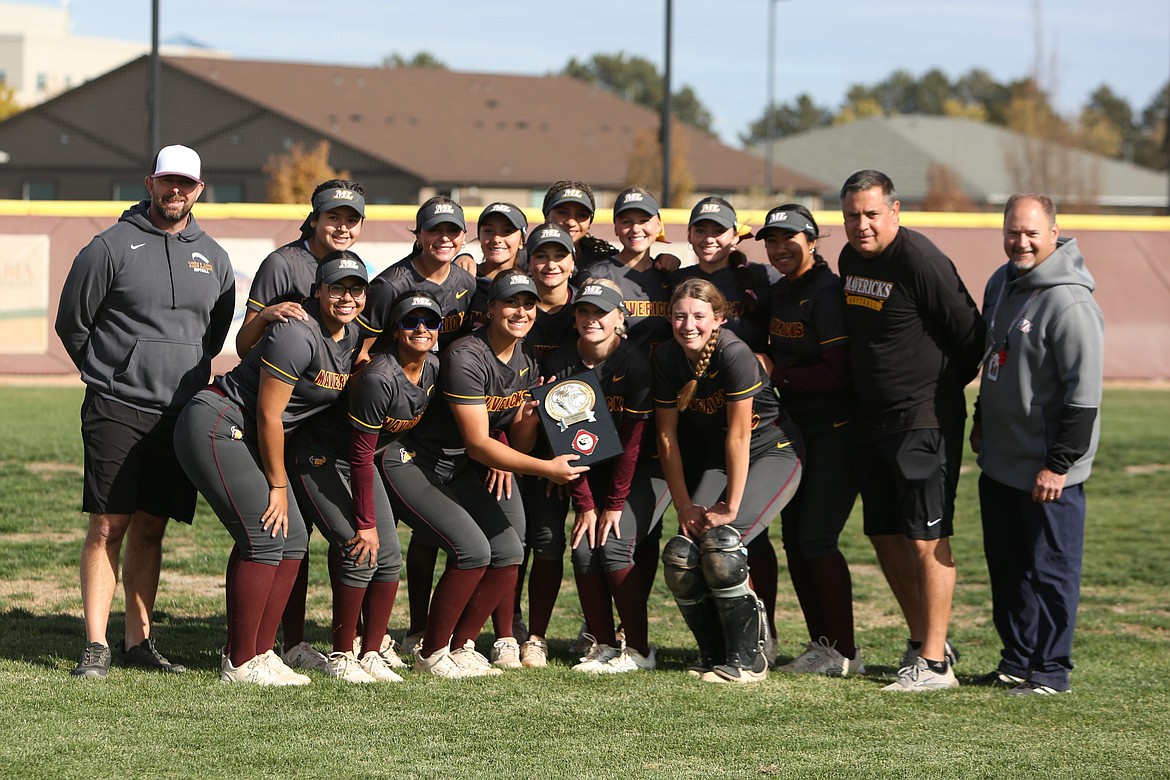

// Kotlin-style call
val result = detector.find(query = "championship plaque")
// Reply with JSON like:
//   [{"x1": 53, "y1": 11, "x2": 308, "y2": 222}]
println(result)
[{"x1": 531, "y1": 371, "x2": 624, "y2": 466}]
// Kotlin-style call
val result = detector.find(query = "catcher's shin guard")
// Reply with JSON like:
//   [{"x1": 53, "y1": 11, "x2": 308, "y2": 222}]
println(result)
[
  {"x1": 662, "y1": 534, "x2": 724, "y2": 669},
  {"x1": 700, "y1": 526, "x2": 768, "y2": 681}
]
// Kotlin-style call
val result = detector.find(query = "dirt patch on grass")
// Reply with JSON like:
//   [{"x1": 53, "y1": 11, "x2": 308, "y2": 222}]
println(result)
[
  {"x1": 1125, "y1": 463, "x2": 1170, "y2": 475},
  {"x1": 3, "y1": 531, "x2": 83, "y2": 545},
  {"x1": 158, "y1": 572, "x2": 224, "y2": 600},
  {"x1": 0, "y1": 578, "x2": 77, "y2": 613},
  {"x1": 25, "y1": 462, "x2": 83, "y2": 479}
]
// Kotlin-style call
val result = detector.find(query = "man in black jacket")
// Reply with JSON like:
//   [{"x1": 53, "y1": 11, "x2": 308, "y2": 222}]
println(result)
[
  {"x1": 837, "y1": 170, "x2": 984, "y2": 692},
  {"x1": 56, "y1": 145, "x2": 234, "y2": 678}
]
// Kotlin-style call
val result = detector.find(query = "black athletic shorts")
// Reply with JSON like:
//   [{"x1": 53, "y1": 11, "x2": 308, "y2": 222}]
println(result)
[
  {"x1": 855, "y1": 424, "x2": 963, "y2": 540},
  {"x1": 81, "y1": 390, "x2": 197, "y2": 523}
]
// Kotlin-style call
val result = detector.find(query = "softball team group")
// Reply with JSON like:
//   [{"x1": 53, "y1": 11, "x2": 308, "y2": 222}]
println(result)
[{"x1": 177, "y1": 178, "x2": 864, "y2": 685}]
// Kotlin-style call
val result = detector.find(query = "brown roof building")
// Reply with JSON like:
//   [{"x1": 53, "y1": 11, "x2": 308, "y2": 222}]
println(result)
[{"x1": 0, "y1": 55, "x2": 825, "y2": 206}]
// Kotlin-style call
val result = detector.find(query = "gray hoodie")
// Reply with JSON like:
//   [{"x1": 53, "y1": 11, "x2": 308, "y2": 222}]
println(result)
[
  {"x1": 55, "y1": 201, "x2": 235, "y2": 414},
  {"x1": 977, "y1": 237, "x2": 1104, "y2": 491}
]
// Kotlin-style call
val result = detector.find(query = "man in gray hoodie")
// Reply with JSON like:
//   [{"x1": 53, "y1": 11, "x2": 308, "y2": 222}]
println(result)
[
  {"x1": 970, "y1": 193, "x2": 1104, "y2": 696},
  {"x1": 55, "y1": 145, "x2": 235, "y2": 678}
]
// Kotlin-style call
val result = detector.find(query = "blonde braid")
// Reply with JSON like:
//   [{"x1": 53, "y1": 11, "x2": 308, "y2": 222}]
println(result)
[{"x1": 677, "y1": 325, "x2": 721, "y2": 411}]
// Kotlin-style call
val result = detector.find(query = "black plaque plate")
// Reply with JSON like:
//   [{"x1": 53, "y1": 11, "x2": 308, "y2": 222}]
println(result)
[{"x1": 530, "y1": 370, "x2": 624, "y2": 466}]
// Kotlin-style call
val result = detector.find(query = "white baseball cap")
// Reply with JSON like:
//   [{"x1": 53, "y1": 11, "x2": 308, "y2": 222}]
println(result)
[{"x1": 151, "y1": 145, "x2": 202, "y2": 182}]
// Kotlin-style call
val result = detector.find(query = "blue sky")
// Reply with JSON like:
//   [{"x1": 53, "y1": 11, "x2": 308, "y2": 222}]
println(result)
[{"x1": 24, "y1": 0, "x2": 1170, "y2": 145}]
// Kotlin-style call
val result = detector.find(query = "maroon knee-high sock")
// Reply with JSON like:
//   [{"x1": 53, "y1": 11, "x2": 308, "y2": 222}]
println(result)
[
  {"x1": 806, "y1": 551, "x2": 857, "y2": 657},
  {"x1": 786, "y1": 553, "x2": 823, "y2": 642},
  {"x1": 228, "y1": 559, "x2": 277, "y2": 667},
  {"x1": 360, "y1": 580, "x2": 399, "y2": 654},
  {"x1": 525, "y1": 556, "x2": 563, "y2": 638},
  {"x1": 406, "y1": 542, "x2": 439, "y2": 635},
  {"x1": 257, "y1": 558, "x2": 302, "y2": 658},
  {"x1": 514, "y1": 549, "x2": 530, "y2": 616},
  {"x1": 747, "y1": 535, "x2": 779, "y2": 636},
  {"x1": 331, "y1": 582, "x2": 366, "y2": 653},
  {"x1": 607, "y1": 564, "x2": 650, "y2": 656},
  {"x1": 421, "y1": 567, "x2": 484, "y2": 657},
  {"x1": 454, "y1": 565, "x2": 518, "y2": 649},
  {"x1": 632, "y1": 539, "x2": 660, "y2": 602},
  {"x1": 280, "y1": 554, "x2": 310, "y2": 650},
  {"x1": 225, "y1": 545, "x2": 242, "y2": 650},
  {"x1": 574, "y1": 570, "x2": 617, "y2": 646}
]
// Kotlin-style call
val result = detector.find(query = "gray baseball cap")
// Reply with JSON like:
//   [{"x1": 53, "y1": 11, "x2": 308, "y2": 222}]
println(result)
[
  {"x1": 488, "y1": 271, "x2": 539, "y2": 302},
  {"x1": 613, "y1": 188, "x2": 660, "y2": 218},
  {"x1": 478, "y1": 202, "x2": 528, "y2": 234},
  {"x1": 316, "y1": 251, "x2": 370, "y2": 285},
  {"x1": 312, "y1": 186, "x2": 365, "y2": 217},
  {"x1": 755, "y1": 207, "x2": 818, "y2": 240},
  {"x1": 416, "y1": 200, "x2": 467, "y2": 232},
  {"x1": 574, "y1": 282, "x2": 628, "y2": 315},
  {"x1": 688, "y1": 197, "x2": 736, "y2": 231},
  {"x1": 525, "y1": 222, "x2": 576, "y2": 257}
]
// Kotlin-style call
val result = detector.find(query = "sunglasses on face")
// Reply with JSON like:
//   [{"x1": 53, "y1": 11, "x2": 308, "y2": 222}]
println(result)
[
  {"x1": 326, "y1": 283, "x2": 367, "y2": 300},
  {"x1": 398, "y1": 314, "x2": 442, "y2": 331}
]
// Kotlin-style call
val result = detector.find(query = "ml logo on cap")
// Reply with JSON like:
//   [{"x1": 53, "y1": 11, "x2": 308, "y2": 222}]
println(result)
[
  {"x1": 540, "y1": 227, "x2": 561, "y2": 238},
  {"x1": 433, "y1": 204, "x2": 455, "y2": 214},
  {"x1": 338, "y1": 258, "x2": 360, "y2": 270},
  {"x1": 582, "y1": 284, "x2": 604, "y2": 297},
  {"x1": 561, "y1": 188, "x2": 584, "y2": 198},
  {"x1": 489, "y1": 204, "x2": 512, "y2": 213},
  {"x1": 507, "y1": 274, "x2": 528, "y2": 284},
  {"x1": 769, "y1": 212, "x2": 788, "y2": 223},
  {"x1": 623, "y1": 193, "x2": 644, "y2": 203},
  {"x1": 700, "y1": 203, "x2": 721, "y2": 214},
  {"x1": 333, "y1": 189, "x2": 355, "y2": 200},
  {"x1": 410, "y1": 296, "x2": 430, "y2": 307}
]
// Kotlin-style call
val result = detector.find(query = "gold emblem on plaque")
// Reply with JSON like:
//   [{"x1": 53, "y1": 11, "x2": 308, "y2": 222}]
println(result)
[{"x1": 544, "y1": 379, "x2": 597, "y2": 432}]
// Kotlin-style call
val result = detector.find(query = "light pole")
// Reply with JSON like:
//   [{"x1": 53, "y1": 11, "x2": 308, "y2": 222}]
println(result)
[
  {"x1": 662, "y1": 0, "x2": 674, "y2": 208},
  {"x1": 765, "y1": 0, "x2": 789, "y2": 197}
]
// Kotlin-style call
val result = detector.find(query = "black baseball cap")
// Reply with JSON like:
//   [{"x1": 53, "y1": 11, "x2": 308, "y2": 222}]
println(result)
[
  {"x1": 488, "y1": 271, "x2": 539, "y2": 302},
  {"x1": 478, "y1": 202, "x2": 528, "y2": 234},
  {"x1": 316, "y1": 251, "x2": 369, "y2": 285},
  {"x1": 416, "y1": 200, "x2": 467, "y2": 232},
  {"x1": 525, "y1": 223, "x2": 576, "y2": 257},
  {"x1": 389, "y1": 291, "x2": 443, "y2": 324},
  {"x1": 574, "y1": 282, "x2": 628, "y2": 315},
  {"x1": 613, "y1": 188, "x2": 660, "y2": 218},
  {"x1": 755, "y1": 207, "x2": 818, "y2": 240},
  {"x1": 544, "y1": 186, "x2": 594, "y2": 215},
  {"x1": 312, "y1": 186, "x2": 365, "y2": 217},
  {"x1": 688, "y1": 197, "x2": 736, "y2": 231}
]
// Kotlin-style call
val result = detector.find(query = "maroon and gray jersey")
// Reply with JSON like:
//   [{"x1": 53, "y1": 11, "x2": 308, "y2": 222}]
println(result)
[
  {"x1": 672, "y1": 263, "x2": 778, "y2": 352},
  {"x1": 217, "y1": 299, "x2": 359, "y2": 432},
  {"x1": 542, "y1": 337, "x2": 652, "y2": 430},
  {"x1": 405, "y1": 329, "x2": 539, "y2": 460},
  {"x1": 576, "y1": 257, "x2": 672, "y2": 356},
  {"x1": 348, "y1": 350, "x2": 440, "y2": 451},
  {"x1": 245, "y1": 240, "x2": 317, "y2": 313},
  {"x1": 653, "y1": 329, "x2": 788, "y2": 460},
  {"x1": 359, "y1": 257, "x2": 476, "y2": 351}
]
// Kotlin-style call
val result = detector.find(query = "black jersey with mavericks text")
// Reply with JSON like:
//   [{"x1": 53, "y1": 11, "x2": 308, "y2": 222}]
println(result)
[
  {"x1": 542, "y1": 336, "x2": 653, "y2": 430},
  {"x1": 217, "y1": 299, "x2": 360, "y2": 432},
  {"x1": 673, "y1": 262, "x2": 778, "y2": 352},
  {"x1": 348, "y1": 350, "x2": 440, "y2": 451},
  {"x1": 359, "y1": 256, "x2": 476, "y2": 351},
  {"x1": 404, "y1": 329, "x2": 540, "y2": 461},
  {"x1": 837, "y1": 227, "x2": 984, "y2": 433},
  {"x1": 653, "y1": 329, "x2": 789, "y2": 461},
  {"x1": 576, "y1": 256, "x2": 672, "y2": 356}
]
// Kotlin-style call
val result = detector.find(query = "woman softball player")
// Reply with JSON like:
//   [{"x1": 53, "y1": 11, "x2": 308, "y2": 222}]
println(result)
[
  {"x1": 461, "y1": 201, "x2": 528, "y2": 328},
  {"x1": 532, "y1": 278, "x2": 667, "y2": 673},
  {"x1": 542, "y1": 180, "x2": 618, "y2": 269},
  {"x1": 357, "y1": 197, "x2": 478, "y2": 647},
  {"x1": 173, "y1": 252, "x2": 368, "y2": 685},
  {"x1": 379, "y1": 271, "x2": 587, "y2": 678},
  {"x1": 575, "y1": 187, "x2": 673, "y2": 356},
  {"x1": 757, "y1": 204, "x2": 863, "y2": 677},
  {"x1": 234, "y1": 179, "x2": 366, "y2": 673},
  {"x1": 655, "y1": 278, "x2": 802, "y2": 684},
  {"x1": 284, "y1": 291, "x2": 445, "y2": 683},
  {"x1": 673, "y1": 196, "x2": 781, "y2": 655}
]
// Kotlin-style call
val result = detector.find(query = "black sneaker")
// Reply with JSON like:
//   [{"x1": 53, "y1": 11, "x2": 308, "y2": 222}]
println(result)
[
  {"x1": 72, "y1": 641, "x2": 112, "y2": 678},
  {"x1": 973, "y1": 669, "x2": 1025, "y2": 688},
  {"x1": 119, "y1": 637, "x2": 186, "y2": 674}
]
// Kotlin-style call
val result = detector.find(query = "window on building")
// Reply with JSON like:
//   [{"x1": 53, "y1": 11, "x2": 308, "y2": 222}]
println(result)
[
  {"x1": 113, "y1": 182, "x2": 148, "y2": 201},
  {"x1": 23, "y1": 181, "x2": 57, "y2": 200},
  {"x1": 207, "y1": 182, "x2": 243, "y2": 203},
  {"x1": 36, "y1": 73, "x2": 47, "y2": 92}
]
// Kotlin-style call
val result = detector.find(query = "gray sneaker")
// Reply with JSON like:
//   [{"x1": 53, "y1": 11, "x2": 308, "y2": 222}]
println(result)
[
  {"x1": 881, "y1": 657, "x2": 959, "y2": 692},
  {"x1": 72, "y1": 641, "x2": 111, "y2": 678},
  {"x1": 899, "y1": 639, "x2": 960, "y2": 669},
  {"x1": 281, "y1": 641, "x2": 330, "y2": 672}
]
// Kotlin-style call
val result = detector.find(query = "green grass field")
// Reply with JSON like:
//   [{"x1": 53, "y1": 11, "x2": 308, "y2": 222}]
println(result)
[{"x1": 2, "y1": 387, "x2": 1168, "y2": 779}]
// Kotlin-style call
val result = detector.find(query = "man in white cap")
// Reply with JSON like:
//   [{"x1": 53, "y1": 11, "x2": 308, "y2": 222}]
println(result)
[{"x1": 56, "y1": 145, "x2": 235, "y2": 678}]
